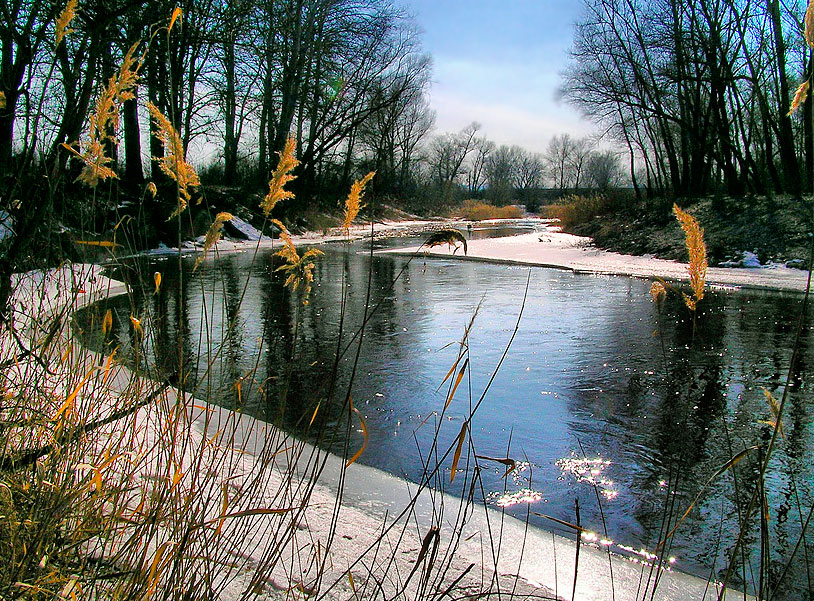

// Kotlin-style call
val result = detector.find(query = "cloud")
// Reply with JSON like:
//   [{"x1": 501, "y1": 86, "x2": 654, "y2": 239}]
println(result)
[{"x1": 429, "y1": 57, "x2": 596, "y2": 153}]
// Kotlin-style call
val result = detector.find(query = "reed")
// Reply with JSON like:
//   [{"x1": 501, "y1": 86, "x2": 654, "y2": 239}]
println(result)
[
  {"x1": 672, "y1": 204, "x2": 707, "y2": 312},
  {"x1": 3, "y1": 6, "x2": 812, "y2": 601},
  {"x1": 261, "y1": 137, "x2": 298, "y2": 217},
  {"x1": 146, "y1": 102, "x2": 200, "y2": 218},
  {"x1": 457, "y1": 200, "x2": 523, "y2": 221},
  {"x1": 343, "y1": 171, "x2": 375, "y2": 233}
]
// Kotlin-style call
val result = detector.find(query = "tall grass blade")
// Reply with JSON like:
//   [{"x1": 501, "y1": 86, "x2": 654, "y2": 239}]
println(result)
[
  {"x1": 346, "y1": 399, "x2": 369, "y2": 467},
  {"x1": 450, "y1": 421, "x2": 467, "y2": 482},
  {"x1": 444, "y1": 358, "x2": 468, "y2": 410},
  {"x1": 658, "y1": 445, "x2": 757, "y2": 550}
]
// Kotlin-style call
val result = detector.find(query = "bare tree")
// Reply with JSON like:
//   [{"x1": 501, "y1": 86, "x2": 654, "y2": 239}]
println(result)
[
  {"x1": 562, "y1": 0, "x2": 810, "y2": 199},
  {"x1": 466, "y1": 137, "x2": 495, "y2": 195},
  {"x1": 485, "y1": 144, "x2": 521, "y2": 205},
  {"x1": 586, "y1": 150, "x2": 624, "y2": 190},
  {"x1": 429, "y1": 122, "x2": 480, "y2": 205},
  {"x1": 567, "y1": 137, "x2": 592, "y2": 190},
  {"x1": 545, "y1": 134, "x2": 575, "y2": 191},
  {"x1": 515, "y1": 149, "x2": 544, "y2": 204}
]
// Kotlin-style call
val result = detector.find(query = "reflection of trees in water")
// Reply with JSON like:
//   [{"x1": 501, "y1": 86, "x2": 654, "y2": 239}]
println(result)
[
  {"x1": 77, "y1": 255, "x2": 814, "y2": 595},
  {"x1": 627, "y1": 291, "x2": 814, "y2": 592}
]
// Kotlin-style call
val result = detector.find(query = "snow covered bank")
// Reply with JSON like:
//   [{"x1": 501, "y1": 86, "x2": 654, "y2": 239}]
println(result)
[
  {"x1": 381, "y1": 223, "x2": 810, "y2": 293},
  {"x1": 4, "y1": 254, "x2": 754, "y2": 600}
]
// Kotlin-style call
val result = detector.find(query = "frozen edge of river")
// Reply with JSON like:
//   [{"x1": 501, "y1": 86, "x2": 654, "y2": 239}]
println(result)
[
  {"x1": 10, "y1": 253, "x2": 753, "y2": 601},
  {"x1": 378, "y1": 227, "x2": 810, "y2": 294}
]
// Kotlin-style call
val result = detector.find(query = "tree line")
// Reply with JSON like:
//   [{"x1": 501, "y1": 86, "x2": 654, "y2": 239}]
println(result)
[
  {"x1": 420, "y1": 122, "x2": 624, "y2": 213},
  {"x1": 1, "y1": 0, "x2": 434, "y2": 227},
  {"x1": 1, "y1": 0, "x2": 631, "y2": 250},
  {"x1": 563, "y1": 0, "x2": 812, "y2": 200}
]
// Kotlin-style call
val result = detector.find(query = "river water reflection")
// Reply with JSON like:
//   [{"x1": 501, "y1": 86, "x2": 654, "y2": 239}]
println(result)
[{"x1": 77, "y1": 234, "x2": 814, "y2": 598}]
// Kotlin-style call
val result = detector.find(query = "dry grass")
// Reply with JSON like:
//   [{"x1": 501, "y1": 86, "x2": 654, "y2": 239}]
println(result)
[
  {"x1": 147, "y1": 102, "x2": 200, "y2": 217},
  {"x1": 343, "y1": 172, "x2": 375, "y2": 233},
  {"x1": 457, "y1": 200, "x2": 523, "y2": 221},
  {"x1": 672, "y1": 204, "x2": 707, "y2": 311},
  {"x1": 261, "y1": 137, "x2": 298, "y2": 217},
  {"x1": 542, "y1": 194, "x2": 611, "y2": 230},
  {"x1": 62, "y1": 42, "x2": 142, "y2": 188}
]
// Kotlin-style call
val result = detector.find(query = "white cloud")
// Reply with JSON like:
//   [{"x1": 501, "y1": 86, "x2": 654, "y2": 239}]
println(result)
[{"x1": 429, "y1": 57, "x2": 596, "y2": 153}]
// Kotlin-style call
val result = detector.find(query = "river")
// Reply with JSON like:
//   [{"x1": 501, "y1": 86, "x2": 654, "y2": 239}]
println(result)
[{"x1": 76, "y1": 225, "x2": 814, "y2": 599}]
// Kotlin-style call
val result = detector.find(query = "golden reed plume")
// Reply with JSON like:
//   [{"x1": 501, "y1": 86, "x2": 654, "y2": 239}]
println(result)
[
  {"x1": 789, "y1": 81, "x2": 809, "y2": 116},
  {"x1": 147, "y1": 102, "x2": 200, "y2": 218},
  {"x1": 649, "y1": 281, "x2": 667, "y2": 305},
  {"x1": 272, "y1": 219, "x2": 324, "y2": 302},
  {"x1": 55, "y1": 0, "x2": 77, "y2": 47},
  {"x1": 673, "y1": 204, "x2": 707, "y2": 311},
  {"x1": 343, "y1": 171, "x2": 375, "y2": 232},
  {"x1": 790, "y1": 0, "x2": 814, "y2": 116},
  {"x1": 261, "y1": 138, "x2": 298, "y2": 217},
  {"x1": 194, "y1": 213, "x2": 233, "y2": 270},
  {"x1": 62, "y1": 42, "x2": 141, "y2": 186}
]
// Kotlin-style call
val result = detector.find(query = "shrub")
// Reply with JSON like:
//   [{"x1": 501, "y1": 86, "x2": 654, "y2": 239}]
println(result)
[
  {"x1": 457, "y1": 200, "x2": 523, "y2": 221},
  {"x1": 544, "y1": 194, "x2": 612, "y2": 230}
]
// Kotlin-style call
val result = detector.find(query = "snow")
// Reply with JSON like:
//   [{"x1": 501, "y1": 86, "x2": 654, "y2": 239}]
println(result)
[
  {"x1": 382, "y1": 222, "x2": 811, "y2": 293},
  {"x1": 718, "y1": 250, "x2": 763, "y2": 268},
  {"x1": 0, "y1": 210, "x2": 14, "y2": 241}
]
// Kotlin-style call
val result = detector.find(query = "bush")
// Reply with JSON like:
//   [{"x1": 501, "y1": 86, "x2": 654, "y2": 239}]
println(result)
[
  {"x1": 457, "y1": 200, "x2": 524, "y2": 221},
  {"x1": 543, "y1": 194, "x2": 613, "y2": 230}
]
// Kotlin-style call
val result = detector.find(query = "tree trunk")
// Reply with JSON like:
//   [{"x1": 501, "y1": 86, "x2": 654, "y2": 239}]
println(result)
[
  {"x1": 768, "y1": 0, "x2": 801, "y2": 195},
  {"x1": 123, "y1": 90, "x2": 144, "y2": 185}
]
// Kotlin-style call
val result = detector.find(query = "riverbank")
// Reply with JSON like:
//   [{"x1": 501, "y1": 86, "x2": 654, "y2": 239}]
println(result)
[
  {"x1": 1, "y1": 262, "x2": 750, "y2": 600},
  {"x1": 131, "y1": 213, "x2": 811, "y2": 293},
  {"x1": 379, "y1": 221, "x2": 811, "y2": 293}
]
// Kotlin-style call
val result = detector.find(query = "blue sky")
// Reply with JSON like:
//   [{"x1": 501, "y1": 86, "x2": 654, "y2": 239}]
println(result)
[{"x1": 403, "y1": 0, "x2": 594, "y2": 153}]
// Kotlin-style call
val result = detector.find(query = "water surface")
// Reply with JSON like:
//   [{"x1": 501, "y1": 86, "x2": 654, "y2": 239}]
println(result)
[{"x1": 77, "y1": 232, "x2": 814, "y2": 598}]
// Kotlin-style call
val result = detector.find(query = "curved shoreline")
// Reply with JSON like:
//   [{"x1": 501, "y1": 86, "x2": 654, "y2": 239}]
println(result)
[
  {"x1": 131, "y1": 217, "x2": 808, "y2": 294},
  {"x1": 377, "y1": 225, "x2": 810, "y2": 294},
  {"x1": 11, "y1": 260, "x2": 754, "y2": 600}
]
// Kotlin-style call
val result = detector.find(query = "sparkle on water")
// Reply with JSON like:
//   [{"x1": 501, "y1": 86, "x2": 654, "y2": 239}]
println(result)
[{"x1": 556, "y1": 453, "x2": 619, "y2": 501}]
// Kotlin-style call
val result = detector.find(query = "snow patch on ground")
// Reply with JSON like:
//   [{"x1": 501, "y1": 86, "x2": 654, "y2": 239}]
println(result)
[
  {"x1": 0, "y1": 210, "x2": 14, "y2": 241},
  {"x1": 718, "y1": 251, "x2": 763, "y2": 268},
  {"x1": 382, "y1": 221, "x2": 811, "y2": 293},
  {"x1": 225, "y1": 215, "x2": 268, "y2": 241}
]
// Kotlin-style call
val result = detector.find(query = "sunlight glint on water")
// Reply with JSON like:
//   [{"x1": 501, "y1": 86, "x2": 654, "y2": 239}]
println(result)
[{"x1": 77, "y1": 235, "x2": 814, "y2": 598}]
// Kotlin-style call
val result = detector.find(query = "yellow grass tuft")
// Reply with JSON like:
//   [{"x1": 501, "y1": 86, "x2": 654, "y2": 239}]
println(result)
[
  {"x1": 345, "y1": 398, "x2": 369, "y2": 467},
  {"x1": 130, "y1": 315, "x2": 143, "y2": 338},
  {"x1": 649, "y1": 281, "x2": 666, "y2": 305},
  {"x1": 673, "y1": 204, "x2": 707, "y2": 311},
  {"x1": 63, "y1": 42, "x2": 142, "y2": 187},
  {"x1": 147, "y1": 102, "x2": 200, "y2": 218},
  {"x1": 0, "y1": 91, "x2": 5, "y2": 109},
  {"x1": 789, "y1": 80, "x2": 809, "y2": 116},
  {"x1": 194, "y1": 212, "x2": 233, "y2": 270},
  {"x1": 147, "y1": 181, "x2": 158, "y2": 198},
  {"x1": 55, "y1": 0, "x2": 77, "y2": 47},
  {"x1": 272, "y1": 219, "x2": 324, "y2": 302},
  {"x1": 102, "y1": 309, "x2": 113, "y2": 335},
  {"x1": 807, "y1": 0, "x2": 814, "y2": 48},
  {"x1": 760, "y1": 389, "x2": 784, "y2": 439},
  {"x1": 261, "y1": 138, "x2": 298, "y2": 217},
  {"x1": 343, "y1": 171, "x2": 375, "y2": 232},
  {"x1": 458, "y1": 200, "x2": 523, "y2": 221}
]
